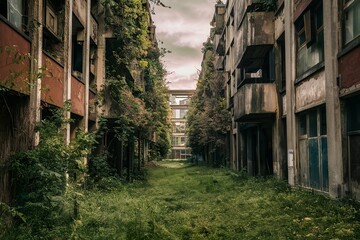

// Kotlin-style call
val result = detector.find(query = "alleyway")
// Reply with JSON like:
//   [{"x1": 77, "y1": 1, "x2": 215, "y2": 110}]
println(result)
[{"x1": 73, "y1": 161, "x2": 359, "y2": 239}]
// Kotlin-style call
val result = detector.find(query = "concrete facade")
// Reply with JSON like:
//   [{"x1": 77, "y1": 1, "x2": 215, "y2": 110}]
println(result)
[{"x1": 212, "y1": 0, "x2": 360, "y2": 199}]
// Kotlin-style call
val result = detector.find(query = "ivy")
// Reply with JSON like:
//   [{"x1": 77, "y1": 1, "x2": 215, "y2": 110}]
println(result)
[
  {"x1": 100, "y1": 0, "x2": 171, "y2": 161},
  {"x1": 10, "y1": 107, "x2": 96, "y2": 234}
]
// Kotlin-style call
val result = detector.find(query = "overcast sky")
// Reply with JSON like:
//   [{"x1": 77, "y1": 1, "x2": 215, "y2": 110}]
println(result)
[{"x1": 151, "y1": 0, "x2": 216, "y2": 90}]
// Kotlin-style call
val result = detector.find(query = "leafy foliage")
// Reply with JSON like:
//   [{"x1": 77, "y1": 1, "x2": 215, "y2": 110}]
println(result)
[
  {"x1": 8, "y1": 107, "x2": 95, "y2": 237},
  {"x1": 100, "y1": 0, "x2": 171, "y2": 161},
  {"x1": 187, "y1": 38, "x2": 231, "y2": 166}
]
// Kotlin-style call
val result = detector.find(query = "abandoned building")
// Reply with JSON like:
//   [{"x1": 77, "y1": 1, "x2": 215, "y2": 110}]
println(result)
[
  {"x1": 168, "y1": 89, "x2": 194, "y2": 160},
  {"x1": 0, "y1": 0, "x2": 157, "y2": 203},
  {"x1": 210, "y1": 0, "x2": 360, "y2": 199}
]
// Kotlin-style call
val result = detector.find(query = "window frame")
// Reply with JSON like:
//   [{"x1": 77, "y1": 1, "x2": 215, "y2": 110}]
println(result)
[{"x1": 295, "y1": 1, "x2": 324, "y2": 78}]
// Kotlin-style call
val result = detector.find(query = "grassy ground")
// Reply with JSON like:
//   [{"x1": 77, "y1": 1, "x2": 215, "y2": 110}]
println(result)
[
  {"x1": 75, "y1": 161, "x2": 360, "y2": 239},
  {"x1": 4, "y1": 161, "x2": 360, "y2": 239}
]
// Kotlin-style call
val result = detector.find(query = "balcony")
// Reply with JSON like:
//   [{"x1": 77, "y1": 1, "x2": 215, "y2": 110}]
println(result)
[
  {"x1": 234, "y1": 83, "x2": 277, "y2": 122},
  {"x1": 236, "y1": 11, "x2": 274, "y2": 70}
]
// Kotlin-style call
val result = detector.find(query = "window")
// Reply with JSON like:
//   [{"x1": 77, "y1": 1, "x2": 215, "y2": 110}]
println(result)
[
  {"x1": 343, "y1": 0, "x2": 360, "y2": 45},
  {"x1": 295, "y1": 2, "x2": 324, "y2": 77},
  {"x1": 7, "y1": 0, "x2": 24, "y2": 30},
  {"x1": 46, "y1": 4, "x2": 58, "y2": 36}
]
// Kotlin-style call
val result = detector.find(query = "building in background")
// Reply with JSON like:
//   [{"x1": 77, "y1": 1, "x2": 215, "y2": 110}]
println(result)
[
  {"x1": 211, "y1": 0, "x2": 360, "y2": 200},
  {"x1": 168, "y1": 89, "x2": 194, "y2": 159}
]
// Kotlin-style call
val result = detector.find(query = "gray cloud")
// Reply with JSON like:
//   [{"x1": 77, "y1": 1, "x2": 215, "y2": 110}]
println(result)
[{"x1": 152, "y1": 0, "x2": 216, "y2": 90}]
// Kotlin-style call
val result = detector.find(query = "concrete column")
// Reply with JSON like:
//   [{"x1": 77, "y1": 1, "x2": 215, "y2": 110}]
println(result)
[
  {"x1": 323, "y1": 0, "x2": 344, "y2": 198},
  {"x1": 64, "y1": 0, "x2": 73, "y2": 145},
  {"x1": 96, "y1": 5, "x2": 106, "y2": 127},
  {"x1": 29, "y1": 0, "x2": 43, "y2": 147},
  {"x1": 284, "y1": 0, "x2": 297, "y2": 186},
  {"x1": 82, "y1": 0, "x2": 91, "y2": 132}
]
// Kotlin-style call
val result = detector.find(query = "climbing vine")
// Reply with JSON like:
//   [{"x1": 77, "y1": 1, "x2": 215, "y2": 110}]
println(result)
[{"x1": 100, "y1": 0, "x2": 171, "y2": 162}]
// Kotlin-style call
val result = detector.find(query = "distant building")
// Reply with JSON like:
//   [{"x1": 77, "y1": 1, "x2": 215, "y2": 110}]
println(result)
[
  {"x1": 211, "y1": 0, "x2": 360, "y2": 200},
  {"x1": 168, "y1": 89, "x2": 194, "y2": 159}
]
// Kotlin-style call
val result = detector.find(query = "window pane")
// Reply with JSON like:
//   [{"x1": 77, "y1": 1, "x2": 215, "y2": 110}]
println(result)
[
  {"x1": 309, "y1": 109, "x2": 318, "y2": 137},
  {"x1": 299, "y1": 113, "x2": 307, "y2": 136},
  {"x1": 344, "y1": 1, "x2": 360, "y2": 45}
]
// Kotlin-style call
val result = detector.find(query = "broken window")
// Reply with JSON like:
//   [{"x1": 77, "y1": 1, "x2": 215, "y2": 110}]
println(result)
[{"x1": 295, "y1": 2, "x2": 324, "y2": 77}]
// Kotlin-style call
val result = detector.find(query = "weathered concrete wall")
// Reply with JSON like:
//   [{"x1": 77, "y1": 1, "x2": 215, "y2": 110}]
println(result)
[
  {"x1": 234, "y1": 83, "x2": 277, "y2": 121},
  {"x1": 295, "y1": 70, "x2": 325, "y2": 111}
]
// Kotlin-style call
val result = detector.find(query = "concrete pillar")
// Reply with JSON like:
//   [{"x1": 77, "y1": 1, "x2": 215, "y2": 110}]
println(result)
[
  {"x1": 81, "y1": 0, "x2": 91, "y2": 133},
  {"x1": 284, "y1": 0, "x2": 296, "y2": 186},
  {"x1": 96, "y1": 5, "x2": 106, "y2": 127},
  {"x1": 64, "y1": 0, "x2": 73, "y2": 145},
  {"x1": 29, "y1": 0, "x2": 43, "y2": 147},
  {"x1": 323, "y1": 0, "x2": 344, "y2": 198}
]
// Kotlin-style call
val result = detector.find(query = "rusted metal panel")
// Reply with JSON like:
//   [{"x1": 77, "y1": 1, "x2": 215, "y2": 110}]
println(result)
[
  {"x1": 41, "y1": 53, "x2": 64, "y2": 107},
  {"x1": 71, "y1": 76, "x2": 85, "y2": 116},
  {"x1": 234, "y1": 83, "x2": 277, "y2": 121},
  {"x1": 0, "y1": 20, "x2": 31, "y2": 94},
  {"x1": 339, "y1": 46, "x2": 360, "y2": 90},
  {"x1": 295, "y1": 70, "x2": 325, "y2": 111}
]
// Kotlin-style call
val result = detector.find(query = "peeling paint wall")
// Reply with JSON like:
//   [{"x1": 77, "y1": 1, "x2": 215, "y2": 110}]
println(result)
[{"x1": 295, "y1": 71, "x2": 325, "y2": 112}]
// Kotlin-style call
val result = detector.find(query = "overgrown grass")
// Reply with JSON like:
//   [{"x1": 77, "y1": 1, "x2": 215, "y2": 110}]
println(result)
[{"x1": 4, "y1": 161, "x2": 360, "y2": 239}]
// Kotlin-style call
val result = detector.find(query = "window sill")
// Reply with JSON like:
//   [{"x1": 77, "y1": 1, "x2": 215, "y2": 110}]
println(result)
[
  {"x1": 295, "y1": 62, "x2": 325, "y2": 85},
  {"x1": 338, "y1": 36, "x2": 360, "y2": 59}
]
